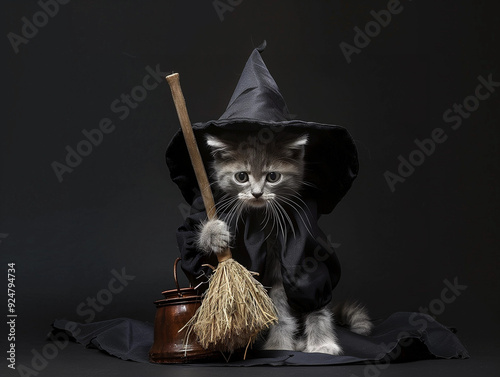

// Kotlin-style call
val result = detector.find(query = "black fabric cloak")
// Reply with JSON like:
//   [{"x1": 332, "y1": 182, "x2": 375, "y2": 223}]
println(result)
[{"x1": 165, "y1": 41, "x2": 358, "y2": 312}]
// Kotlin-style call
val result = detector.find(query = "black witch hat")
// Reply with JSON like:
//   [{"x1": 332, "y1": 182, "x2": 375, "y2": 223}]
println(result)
[{"x1": 166, "y1": 41, "x2": 358, "y2": 215}]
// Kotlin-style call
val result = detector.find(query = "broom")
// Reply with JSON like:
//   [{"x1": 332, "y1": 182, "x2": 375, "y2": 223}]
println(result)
[{"x1": 166, "y1": 73, "x2": 278, "y2": 354}]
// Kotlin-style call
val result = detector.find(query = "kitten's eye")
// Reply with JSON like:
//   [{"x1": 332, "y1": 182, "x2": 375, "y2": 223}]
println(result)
[
  {"x1": 266, "y1": 172, "x2": 281, "y2": 183},
  {"x1": 235, "y1": 172, "x2": 249, "y2": 183}
]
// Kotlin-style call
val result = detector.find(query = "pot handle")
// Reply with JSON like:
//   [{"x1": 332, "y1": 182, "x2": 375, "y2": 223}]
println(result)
[{"x1": 173, "y1": 257, "x2": 182, "y2": 297}]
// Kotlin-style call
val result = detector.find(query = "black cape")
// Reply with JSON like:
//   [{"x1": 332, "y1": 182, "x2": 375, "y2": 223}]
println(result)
[
  {"x1": 52, "y1": 312, "x2": 469, "y2": 365},
  {"x1": 165, "y1": 41, "x2": 358, "y2": 312}
]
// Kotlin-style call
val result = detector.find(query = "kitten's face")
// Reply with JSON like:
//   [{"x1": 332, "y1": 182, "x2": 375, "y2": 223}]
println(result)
[{"x1": 206, "y1": 132, "x2": 308, "y2": 210}]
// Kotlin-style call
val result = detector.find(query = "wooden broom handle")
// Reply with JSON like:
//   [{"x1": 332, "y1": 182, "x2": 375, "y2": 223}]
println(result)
[{"x1": 166, "y1": 73, "x2": 232, "y2": 262}]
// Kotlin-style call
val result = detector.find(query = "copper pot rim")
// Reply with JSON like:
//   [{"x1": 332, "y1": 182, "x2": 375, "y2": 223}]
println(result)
[
  {"x1": 154, "y1": 297, "x2": 201, "y2": 307},
  {"x1": 161, "y1": 286, "x2": 199, "y2": 297}
]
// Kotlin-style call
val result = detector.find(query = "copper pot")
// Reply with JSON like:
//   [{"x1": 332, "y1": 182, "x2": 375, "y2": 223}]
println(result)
[{"x1": 149, "y1": 258, "x2": 220, "y2": 363}]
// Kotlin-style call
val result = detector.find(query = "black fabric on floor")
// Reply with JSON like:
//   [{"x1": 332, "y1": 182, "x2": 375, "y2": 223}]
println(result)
[{"x1": 52, "y1": 312, "x2": 469, "y2": 366}]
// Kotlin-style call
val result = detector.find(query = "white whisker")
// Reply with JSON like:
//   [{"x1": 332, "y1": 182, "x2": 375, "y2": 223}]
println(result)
[
  {"x1": 279, "y1": 196, "x2": 314, "y2": 238},
  {"x1": 260, "y1": 203, "x2": 272, "y2": 231},
  {"x1": 269, "y1": 199, "x2": 286, "y2": 241},
  {"x1": 216, "y1": 196, "x2": 238, "y2": 215},
  {"x1": 274, "y1": 200, "x2": 296, "y2": 239},
  {"x1": 301, "y1": 179, "x2": 317, "y2": 189},
  {"x1": 265, "y1": 201, "x2": 279, "y2": 241},
  {"x1": 288, "y1": 191, "x2": 315, "y2": 226}
]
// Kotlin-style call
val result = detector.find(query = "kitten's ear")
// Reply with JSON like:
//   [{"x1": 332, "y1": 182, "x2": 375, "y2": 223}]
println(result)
[
  {"x1": 206, "y1": 135, "x2": 226, "y2": 149},
  {"x1": 206, "y1": 135, "x2": 229, "y2": 158},
  {"x1": 289, "y1": 134, "x2": 308, "y2": 149},
  {"x1": 286, "y1": 134, "x2": 308, "y2": 160}
]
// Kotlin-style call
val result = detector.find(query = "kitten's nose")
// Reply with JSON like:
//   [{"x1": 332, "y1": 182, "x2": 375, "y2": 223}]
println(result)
[{"x1": 252, "y1": 192, "x2": 263, "y2": 199}]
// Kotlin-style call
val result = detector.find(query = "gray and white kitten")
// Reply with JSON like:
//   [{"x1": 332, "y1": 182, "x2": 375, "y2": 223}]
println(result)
[{"x1": 196, "y1": 131, "x2": 372, "y2": 354}]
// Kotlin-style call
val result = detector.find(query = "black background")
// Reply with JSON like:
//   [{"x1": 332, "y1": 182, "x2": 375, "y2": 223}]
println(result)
[{"x1": 1, "y1": 0, "x2": 499, "y2": 376}]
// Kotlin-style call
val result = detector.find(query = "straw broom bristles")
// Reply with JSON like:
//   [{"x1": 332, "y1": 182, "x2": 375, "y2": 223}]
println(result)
[{"x1": 183, "y1": 259, "x2": 278, "y2": 352}]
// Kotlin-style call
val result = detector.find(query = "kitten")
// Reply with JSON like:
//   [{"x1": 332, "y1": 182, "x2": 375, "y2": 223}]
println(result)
[{"x1": 196, "y1": 130, "x2": 372, "y2": 354}]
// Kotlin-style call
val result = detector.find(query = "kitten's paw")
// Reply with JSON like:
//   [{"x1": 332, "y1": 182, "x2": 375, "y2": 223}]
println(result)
[
  {"x1": 197, "y1": 219, "x2": 231, "y2": 255},
  {"x1": 262, "y1": 332, "x2": 295, "y2": 351},
  {"x1": 294, "y1": 338, "x2": 307, "y2": 352},
  {"x1": 304, "y1": 339, "x2": 342, "y2": 355}
]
